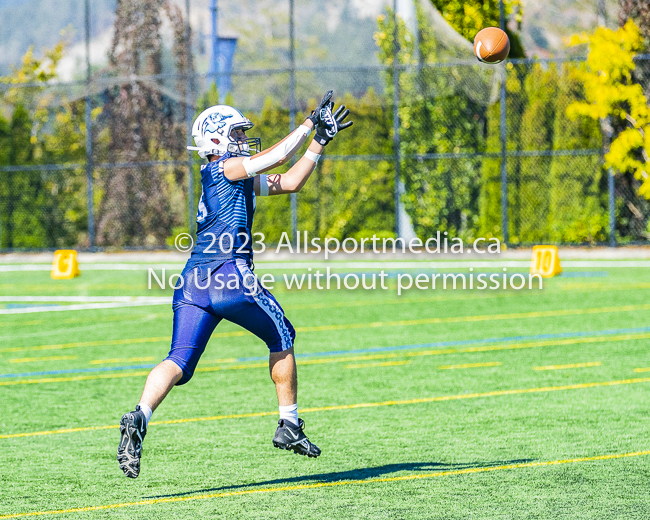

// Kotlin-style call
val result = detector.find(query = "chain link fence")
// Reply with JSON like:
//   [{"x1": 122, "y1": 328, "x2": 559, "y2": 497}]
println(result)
[{"x1": 0, "y1": 0, "x2": 649, "y2": 251}]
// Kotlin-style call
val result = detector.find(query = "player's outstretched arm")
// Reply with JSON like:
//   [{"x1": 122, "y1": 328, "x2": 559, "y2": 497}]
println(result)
[
  {"x1": 255, "y1": 102, "x2": 353, "y2": 196},
  {"x1": 223, "y1": 91, "x2": 334, "y2": 182},
  {"x1": 222, "y1": 120, "x2": 313, "y2": 181},
  {"x1": 255, "y1": 140, "x2": 324, "y2": 195}
]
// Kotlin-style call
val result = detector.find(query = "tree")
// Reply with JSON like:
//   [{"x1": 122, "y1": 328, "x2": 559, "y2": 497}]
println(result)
[
  {"x1": 300, "y1": 91, "x2": 394, "y2": 240},
  {"x1": 478, "y1": 63, "x2": 525, "y2": 242},
  {"x1": 620, "y1": 0, "x2": 650, "y2": 43},
  {"x1": 513, "y1": 63, "x2": 558, "y2": 243},
  {"x1": 567, "y1": 20, "x2": 650, "y2": 202},
  {"x1": 97, "y1": 0, "x2": 193, "y2": 246},
  {"x1": 0, "y1": 38, "x2": 89, "y2": 249},
  {"x1": 429, "y1": 0, "x2": 525, "y2": 58},
  {"x1": 548, "y1": 65, "x2": 606, "y2": 243},
  {"x1": 376, "y1": 5, "x2": 490, "y2": 241}
]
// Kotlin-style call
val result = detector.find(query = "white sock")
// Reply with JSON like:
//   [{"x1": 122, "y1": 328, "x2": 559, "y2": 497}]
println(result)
[
  {"x1": 278, "y1": 403, "x2": 298, "y2": 427},
  {"x1": 138, "y1": 403, "x2": 153, "y2": 427}
]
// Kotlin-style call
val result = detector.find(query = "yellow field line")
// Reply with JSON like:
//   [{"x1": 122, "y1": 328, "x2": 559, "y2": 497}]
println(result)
[
  {"x1": 454, "y1": 332, "x2": 650, "y2": 354},
  {"x1": 4, "y1": 302, "x2": 649, "y2": 354},
  {"x1": 344, "y1": 361, "x2": 412, "y2": 369},
  {"x1": 559, "y1": 282, "x2": 650, "y2": 291},
  {"x1": 0, "y1": 312, "x2": 170, "y2": 329},
  {"x1": 0, "y1": 337, "x2": 169, "y2": 354},
  {"x1": 439, "y1": 362, "x2": 502, "y2": 370},
  {"x1": 89, "y1": 357, "x2": 154, "y2": 365},
  {"x1": 294, "y1": 304, "x2": 650, "y2": 333},
  {"x1": 8, "y1": 356, "x2": 78, "y2": 364},
  {"x1": 0, "y1": 281, "x2": 646, "y2": 333},
  {"x1": 2, "y1": 449, "x2": 649, "y2": 519},
  {"x1": 4, "y1": 331, "x2": 650, "y2": 386},
  {"x1": 2, "y1": 377, "x2": 649, "y2": 440},
  {"x1": 284, "y1": 292, "x2": 522, "y2": 310},
  {"x1": 633, "y1": 367, "x2": 650, "y2": 373},
  {"x1": 533, "y1": 362, "x2": 601, "y2": 371},
  {"x1": 195, "y1": 362, "x2": 269, "y2": 373},
  {"x1": 0, "y1": 332, "x2": 245, "y2": 354},
  {"x1": 0, "y1": 371, "x2": 151, "y2": 387}
]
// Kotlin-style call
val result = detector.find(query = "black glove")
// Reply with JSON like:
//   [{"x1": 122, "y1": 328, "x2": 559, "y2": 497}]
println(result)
[
  {"x1": 314, "y1": 104, "x2": 353, "y2": 146},
  {"x1": 307, "y1": 90, "x2": 334, "y2": 126}
]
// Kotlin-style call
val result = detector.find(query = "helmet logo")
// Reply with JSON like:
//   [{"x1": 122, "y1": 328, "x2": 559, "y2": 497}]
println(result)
[{"x1": 201, "y1": 112, "x2": 233, "y2": 137}]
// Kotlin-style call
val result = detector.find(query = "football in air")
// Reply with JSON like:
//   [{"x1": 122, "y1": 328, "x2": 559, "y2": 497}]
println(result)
[{"x1": 474, "y1": 27, "x2": 510, "y2": 64}]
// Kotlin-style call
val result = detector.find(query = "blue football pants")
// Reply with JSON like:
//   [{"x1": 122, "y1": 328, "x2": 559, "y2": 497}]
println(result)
[{"x1": 165, "y1": 259, "x2": 295, "y2": 385}]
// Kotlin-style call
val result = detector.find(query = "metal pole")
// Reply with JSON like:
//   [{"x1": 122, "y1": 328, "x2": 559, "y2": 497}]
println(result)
[
  {"x1": 608, "y1": 168, "x2": 616, "y2": 246},
  {"x1": 597, "y1": 0, "x2": 607, "y2": 27},
  {"x1": 84, "y1": 0, "x2": 95, "y2": 247},
  {"x1": 392, "y1": 0, "x2": 401, "y2": 239},
  {"x1": 499, "y1": 0, "x2": 508, "y2": 245},
  {"x1": 597, "y1": 0, "x2": 615, "y2": 246},
  {"x1": 186, "y1": 0, "x2": 194, "y2": 235},
  {"x1": 289, "y1": 0, "x2": 297, "y2": 242},
  {"x1": 210, "y1": 0, "x2": 218, "y2": 86}
]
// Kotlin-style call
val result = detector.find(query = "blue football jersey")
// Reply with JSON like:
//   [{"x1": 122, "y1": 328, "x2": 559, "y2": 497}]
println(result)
[{"x1": 184, "y1": 154, "x2": 255, "y2": 276}]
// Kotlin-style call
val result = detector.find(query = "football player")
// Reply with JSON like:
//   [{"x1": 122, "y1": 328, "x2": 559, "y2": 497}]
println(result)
[{"x1": 117, "y1": 91, "x2": 352, "y2": 478}]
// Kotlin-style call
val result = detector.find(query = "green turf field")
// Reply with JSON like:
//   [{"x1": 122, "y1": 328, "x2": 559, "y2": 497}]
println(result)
[{"x1": 2, "y1": 262, "x2": 650, "y2": 519}]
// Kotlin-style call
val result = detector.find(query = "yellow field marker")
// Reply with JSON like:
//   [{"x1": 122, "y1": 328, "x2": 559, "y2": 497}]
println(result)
[
  {"x1": 89, "y1": 357, "x2": 154, "y2": 365},
  {"x1": 633, "y1": 367, "x2": 650, "y2": 373},
  {"x1": 533, "y1": 362, "x2": 601, "y2": 371},
  {"x1": 1, "y1": 449, "x2": 649, "y2": 519},
  {"x1": 344, "y1": 361, "x2": 412, "y2": 369},
  {"x1": 8, "y1": 356, "x2": 78, "y2": 364},
  {"x1": 439, "y1": 362, "x2": 502, "y2": 370},
  {"x1": 2, "y1": 377, "x2": 650, "y2": 440}
]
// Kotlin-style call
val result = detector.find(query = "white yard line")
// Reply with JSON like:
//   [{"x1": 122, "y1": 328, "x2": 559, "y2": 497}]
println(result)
[
  {"x1": 0, "y1": 296, "x2": 170, "y2": 303},
  {"x1": 2, "y1": 261, "x2": 650, "y2": 272},
  {"x1": 0, "y1": 300, "x2": 171, "y2": 315}
]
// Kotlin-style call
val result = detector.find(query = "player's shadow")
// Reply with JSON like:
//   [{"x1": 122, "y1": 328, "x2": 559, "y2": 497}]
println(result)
[{"x1": 144, "y1": 459, "x2": 534, "y2": 499}]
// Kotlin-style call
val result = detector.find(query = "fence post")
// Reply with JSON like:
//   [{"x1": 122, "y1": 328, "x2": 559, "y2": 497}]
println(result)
[
  {"x1": 392, "y1": 0, "x2": 402, "y2": 239},
  {"x1": 597, "y1": 2, "x2": 615, "y2": 247},
  {"x1": 186, "y1": 0, "x2": 194, "y2": 235},
  {"x1": 289, "y1": 0, "x2": 297, "y2": 243},
  {"x1": 608, "y1": 168, "x2": 616, "y2": 247},
  {"x1": 84, "y1": 0, "x2": 95, "y2": 247},
  {"x1": 499, "y1": 0, "x2": 508, "y2": 246}
]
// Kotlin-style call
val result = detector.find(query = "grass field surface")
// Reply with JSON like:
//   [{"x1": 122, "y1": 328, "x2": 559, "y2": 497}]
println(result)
[{"x1": 2, "y1": 261, "x2": 650, "y2": 519}]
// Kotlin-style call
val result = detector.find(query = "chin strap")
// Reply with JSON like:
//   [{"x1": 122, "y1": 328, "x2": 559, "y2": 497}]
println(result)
[{"x1": 241, "y1": 125, "x2": 312, "y2": 178}]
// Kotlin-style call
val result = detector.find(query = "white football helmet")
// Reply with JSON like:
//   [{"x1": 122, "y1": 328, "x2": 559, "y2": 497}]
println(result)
[{"x1": 187, "y1": 105, "x2": 261, "y2": 159}]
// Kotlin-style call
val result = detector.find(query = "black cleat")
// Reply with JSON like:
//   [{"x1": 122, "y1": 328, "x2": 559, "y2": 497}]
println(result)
[
  {"x1": 117, "y1": 406, "x2": 147, "y2": 478},
  {"x1": 273, "y1": 418, "x2": 321, "y2": 458}
]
